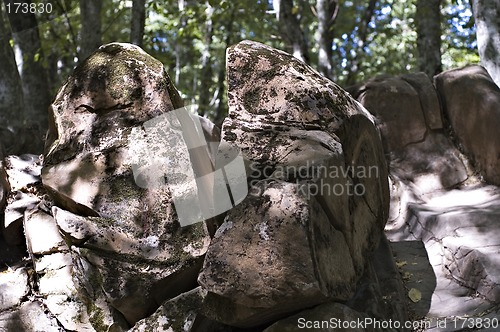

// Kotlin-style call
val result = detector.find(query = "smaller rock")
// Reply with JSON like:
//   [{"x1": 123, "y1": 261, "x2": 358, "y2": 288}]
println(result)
[
  {"x1": 434, "y1": 65, "x2": 500, "y2": 185},
  {"x1": 198, "y1": 181, "x2": 356, "y2": 328},
  {"x1": 0, "y1": 267, "x2": 29, "y2": 311},
  {"x1": 352, "y1": 75, "x2": 428, "y2": 151},
  {"x1": 44, "y1": 294, "x2": 95, "y2": 332},
  {"x1": 25, "y1": 209, "x2": 68, "y2": 255},
  {"x1": 2, "y1": 154, "x2": 43, "y2": 246},
  {"x1": 0, "y1": 300, "x2": 63, "y2": 331},
  {"x1": 36, "y1": 252, "x2": 76, "y2": 296},
  {"x1": 4, "y1": 154, "x2": 42, "y2": 191},
  {"x1": 130, "y1": 287, "x2": 207, "y2": 332},
  {"x1": 442, "y1": 238, "x2": 500, "y2": 303}
]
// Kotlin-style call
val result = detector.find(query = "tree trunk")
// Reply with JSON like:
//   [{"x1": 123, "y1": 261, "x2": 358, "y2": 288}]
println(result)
[
  {"x1": 472, "y1": 0, "x2": 500, "y2": 87},
  {"x1": 345, "y1": 0, "x2": 377, "y2": 85},
  {"x1": 79, "y1": 0, "x2": 102, "y2": 61},
  {"x1": 198, "y1": 3, "x2": 214, "y2": 117},
  {"x1": 316, "y1": 0, "x2": 338, "y2": 80},
  {"x1": 0, "y1": 2, "x2": 25, "y2": 153},
  {"x1": 274, "y1": 0, "x2": 310, "y2": 63},
  {"x1": 416, "y1": 0, "x2": 442, "y2": 78},
  {"x1": 3, "y1": 0, "x2": 50, "y2": 153},
  {"x1": 175, "y1": 0, "x2": 187, "y2": 86},
  {"x1": 213, "y1": 7, "x2": 237, "y2": 127},
  {"x1": 130, "y1": 0, "x2": 146, "y2": 47}
]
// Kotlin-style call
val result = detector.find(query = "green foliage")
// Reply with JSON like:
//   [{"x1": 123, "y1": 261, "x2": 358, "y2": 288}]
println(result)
[{"x1": 21, "y1": 0, "x2": 479, "y2": 119}]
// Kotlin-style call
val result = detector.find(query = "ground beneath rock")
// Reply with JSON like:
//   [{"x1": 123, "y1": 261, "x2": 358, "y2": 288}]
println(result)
[{"x1": 386, "y1": 183, "x2": 500, "y2": 331}]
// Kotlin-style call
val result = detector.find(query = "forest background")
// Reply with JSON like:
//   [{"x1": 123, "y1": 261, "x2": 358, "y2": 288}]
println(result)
[{"x1": 0, "y1": 0, "x2": 495, "y2": 154}]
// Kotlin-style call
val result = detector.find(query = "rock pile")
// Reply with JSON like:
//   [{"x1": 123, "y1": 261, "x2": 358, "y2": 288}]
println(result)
[
  {"x1": 349, "y1": 64, "x2": 500, "y2": 327},
  {"x1": 1, "y1": 40, "x2": 499, "y2": 332}
]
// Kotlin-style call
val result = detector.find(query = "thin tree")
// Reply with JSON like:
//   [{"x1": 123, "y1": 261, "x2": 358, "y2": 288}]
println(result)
[
  {"x1": 198, "y1": 2, "x2": 214, "y2": 117},
  {"x1": 79, "y1": 0, "x2": 102, "y2": 61},
  {"x1": 0, "y1": 2, "x2": 25, "y2": 153},
  {"x1": 3, "y1": 0, "x2": 50, "y2": 153},
  {"x1": 471, "y1": 0, "x2": 500, "y2": 87},
  {"x1": 315, "y1": 0, "x2": 339, "y2": 80},
  {"x1": 345, "y1": 0, "x2": 377, "y2": 85},
  {"x1": 130, "y1": 0, "x2": 146, "y2": 47},
  {"x1": 416, "y1": 0, "x2": 442, "y2": 78},
  {"x1": 274, "y1": 0, "x2": 310, "y2": 63}
]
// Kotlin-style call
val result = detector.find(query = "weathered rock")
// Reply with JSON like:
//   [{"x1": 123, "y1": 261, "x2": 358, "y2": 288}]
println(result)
[
  {"x1": 0, "y1": 301, "x2": 63, "y2": 332},
  {"x1": 387, "y1": 184, "x2": 500, "y2": 318},
  {"x1": 400, "y1": 73, "x2": 442, "y2": 130},
  {"x1": 263, "y1": 302, "x2": 377, "y2": 332},
  {"x1": 42, "y1": 42, "x2": 184, "y2": 218},
  {"x1": 4, "y1": 154, "x2": 42, "y2": 192},
  {"x1": 29, "y1": 237, "x2": 123, "y2": 331},
  {"x1": 53, "y1": 201, "x2": 209, "y2": 326},
  {"x1": 130, "y1": 287, "x2": 207, "y2": 332},
  {"x1": 44, "y1": 295, "x2": 95, "y2": 332},
  {"x1": 2, "y1": 154, "x2": 43, "y2": 246},
  {"x1": 345, "y1": 67, "x2": 500, "y2": 328},
  {"x1": 388, "y1": 132, "x2": 468, "y2": 194},
  {"x1": 434, "y1": 65, "x2": 500, "y2": 185},
  {"x1": 348, "y1": 73, "x2": 442, "y2": 152},
  {"x1": 198, "y1": 40, "x2": 389, "y2": 328},
  {"x1": 346, "y1": 235, "x2": 409, "y2": 327},
  {"x1": 0, "y1": 152, "x2": 9, "y2": 213},
  {"x1": 220, "y1": 40, "x2": 389, "y2": 272},
  {"x1": 25, "y1": 209, "x2": 67, "y2": 254},
  {"x1": 38, "y1": 43, "x2": 216, "y2": 327},
  {"x1": 0, "y1": 267, "x2": 29, "y2": 311},
  {"x1": 199, "y1": 181, "x2": 356, "y2": 327}
]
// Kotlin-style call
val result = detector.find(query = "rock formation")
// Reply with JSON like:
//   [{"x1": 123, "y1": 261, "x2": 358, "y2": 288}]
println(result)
[{"x1": 1, "y1": 41, "x2": 499, "y2": 332}]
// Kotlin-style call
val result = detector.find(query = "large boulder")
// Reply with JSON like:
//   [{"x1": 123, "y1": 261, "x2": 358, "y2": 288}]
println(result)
[
  {"x1": 42, "y1": 42, "x2": 183, "y2": 218},
  {"x1": 348, "y1": 72, "x2": 442, "y2": 152},
  {"x1": 349, "y1": 66, "x2": 500, "y2": 325},
  {"x1": 199, "y1": 181, "x2": 356, "y2": 327},
  {"x1": 40, "y1": 43, "x2": 212, "y2": 326},
  {"x1": 348, "y1": 73, "x2": 469, "y2": 229},
  {"x1": 434, "y1": 65, "x2": 500, "y2": 186},
  {"x1": 199, "y1": 40, "x2": 390, "y2": 327}
]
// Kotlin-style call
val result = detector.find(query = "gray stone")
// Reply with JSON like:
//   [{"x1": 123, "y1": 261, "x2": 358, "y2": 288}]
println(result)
[
  {"x1": 53, "y1": 206, "x2": 209, "y2": 325},
  {"x1": 199, "y1": 181, "x2": 356, "y2": 328},
  {"x1": 25, "y1": 209, "x2": 67, "y2": 255},
  {"x1": 401, "y1": 72, "x2": 442, "y2": 130},
  {"x1": 221, "y1": 40, "x2": 389, "y2": 275},
  {"x1": 434, "y1": 65, "x2": 500, "y2": 185},
  {"x1": 0, "y1": 301, "x2": 63, "y2": 332},
  {"x1": 0, "y1": 267, "x2": 29, "y2": 311},
  {"x1": 387, "y1": 184, "x2": 500, "y2": 319},
  {"x1": 3, "y1": 191, "x2": 39, "y2": 246},
  {"x1": 354, "y1": 75, "x2": 428, "y2": 151},
  {"x1": 130, "y1": 287, "x2": 207, "y2": 332}
]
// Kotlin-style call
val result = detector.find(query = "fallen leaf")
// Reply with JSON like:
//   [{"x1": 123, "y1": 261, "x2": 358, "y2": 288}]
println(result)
[
  {"x1": 408, "y1": 288, "x2": 422, "y2": 303},
  {"x1": 396, "y1": 260, "x2": 407, "y2": 268}
]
